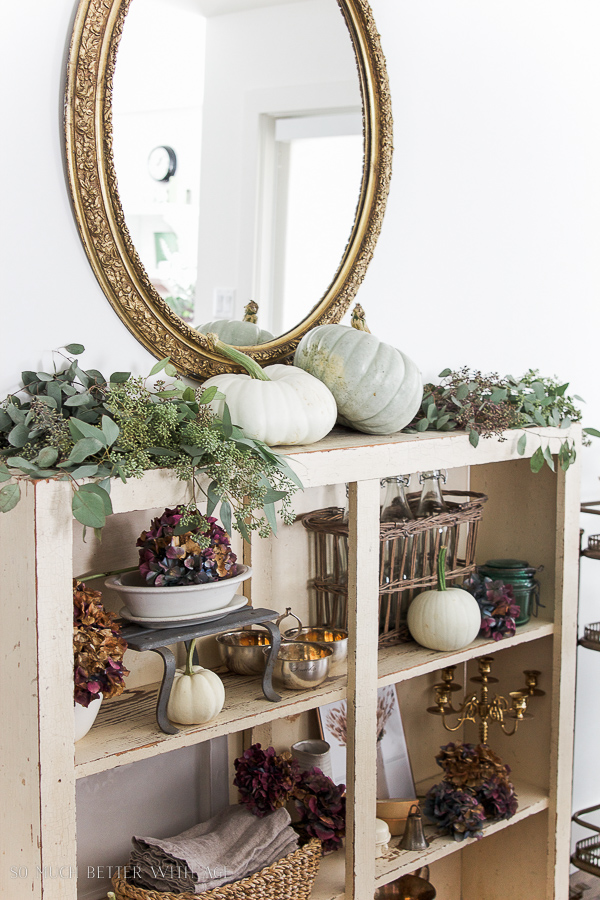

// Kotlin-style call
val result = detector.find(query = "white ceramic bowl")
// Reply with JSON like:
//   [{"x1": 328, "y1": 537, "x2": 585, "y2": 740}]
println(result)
[{"x1": 105, "y1": 565, "x2": 251, "y2": 618}]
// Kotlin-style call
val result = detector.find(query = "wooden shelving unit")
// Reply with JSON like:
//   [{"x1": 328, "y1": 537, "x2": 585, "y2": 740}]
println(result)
[{"x1": 0, "y1": 426, "x2": 580, "y2": 899}]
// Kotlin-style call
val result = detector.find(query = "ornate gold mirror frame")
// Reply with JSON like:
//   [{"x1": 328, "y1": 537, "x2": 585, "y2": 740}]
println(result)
[{"x1": 64, "y1": 0, "x2": 393, "y2": 380}]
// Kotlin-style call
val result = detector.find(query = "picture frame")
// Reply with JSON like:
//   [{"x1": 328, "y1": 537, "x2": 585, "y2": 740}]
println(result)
[{"x1": 318, "y1": 685, "x2": 416, "y2": 799}]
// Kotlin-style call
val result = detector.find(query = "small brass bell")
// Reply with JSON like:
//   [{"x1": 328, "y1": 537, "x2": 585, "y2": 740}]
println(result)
[{"x1": 399, "y1": 803, "x2": 429, "y2": 851}]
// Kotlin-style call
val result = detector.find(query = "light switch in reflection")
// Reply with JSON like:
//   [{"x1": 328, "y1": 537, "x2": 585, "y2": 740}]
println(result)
[{"x1": 213, "y1": 287, "x2": 235, "y2": 318}]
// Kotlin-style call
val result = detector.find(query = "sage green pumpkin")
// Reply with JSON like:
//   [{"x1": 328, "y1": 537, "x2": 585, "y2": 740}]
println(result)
[
  {"x1": 196, "y1": 301, "x2": 273, "y2": 346},
  {"x1": 196, "y1": 318, "x2": 274, "y2": 346},
  {"x1": 293, "y1": 319, "x2": 423, "y2": 435}
]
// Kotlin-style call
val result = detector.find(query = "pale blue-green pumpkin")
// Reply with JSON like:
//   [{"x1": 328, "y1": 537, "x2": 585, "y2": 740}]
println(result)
[{"x1": 293, "y1": 306, "x2": 423, "y2": 435}]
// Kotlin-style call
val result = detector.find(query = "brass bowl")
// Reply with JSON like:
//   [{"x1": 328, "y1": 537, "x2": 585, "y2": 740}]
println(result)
[
  {"x1": 374, "y1": 874, "x2": 436, "y2": 899},
  {"x1": 216, "y1": 630, "x2": 271, "y2": 675},
  {"x1": 264, "y1": 641, "x2": 332, "y2": 690},
  {"x1": 284, "y1": 626, "x2": 348, "y2": 666}
]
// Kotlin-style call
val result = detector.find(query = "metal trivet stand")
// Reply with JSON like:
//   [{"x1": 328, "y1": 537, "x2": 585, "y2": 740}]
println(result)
[
  {"x1": 120, "y1": 607, "x2": 282, "y2": 735},
  {"x1": 299, "y1": 490, "x2": 487, "y2": 647}
]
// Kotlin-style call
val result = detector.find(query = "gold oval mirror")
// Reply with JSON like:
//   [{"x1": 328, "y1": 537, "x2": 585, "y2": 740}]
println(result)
[{"x1": 65, "y1": 0, "x2": 392, "y2": 380}]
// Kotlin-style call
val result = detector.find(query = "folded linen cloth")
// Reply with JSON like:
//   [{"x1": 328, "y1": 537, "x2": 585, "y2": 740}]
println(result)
[{"x1": 129, "y1": 805, "x2": 299, "y2": 894}]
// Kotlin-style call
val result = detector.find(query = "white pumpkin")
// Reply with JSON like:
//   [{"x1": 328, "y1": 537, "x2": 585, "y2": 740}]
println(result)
[
  {"x1": 201, "y1": 335, "x2": 337, "y2": 446},
  {"x1": 196, "y1": 301, "x2": 274, "y2": 346},
  {"x1": 407, "y1": 548, "x2": 481, "y2": 651},
  {"x1": 293, "y1": 304, "x2": 423, "y2": 435},
  {"x1": 167, "y1": 646, "x2": 225, "y2": 725}
]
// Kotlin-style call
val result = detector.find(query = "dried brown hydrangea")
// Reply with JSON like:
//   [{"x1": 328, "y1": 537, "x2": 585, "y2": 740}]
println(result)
[{"x1": 73, "y1": 580, "x2": 129, "y2": 707}]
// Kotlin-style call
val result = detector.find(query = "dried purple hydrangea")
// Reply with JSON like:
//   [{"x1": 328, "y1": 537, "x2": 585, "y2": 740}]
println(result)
[
  {"x1": 233, "y1": 744, "x2": 301, "y2": 817},
  {"x1": 423, "y1": 782, "x2": 486, "y2": 841},
  {"x1": 137, "y1": 507, "x2": 237, "y2": 586},
  {"x1": 477, "y1": 775, "x2": 518, "y2": 820},
  {"x1": 463, "y1": 573, "x2": 519, "y2": 641},
  {"x1": 293, "y1": 768, "x2": 346, "y2": 854}
]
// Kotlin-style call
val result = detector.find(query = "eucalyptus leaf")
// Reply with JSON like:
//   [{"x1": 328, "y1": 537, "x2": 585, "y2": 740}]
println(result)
[
  {"x1": 584, "y1": 427, "x2": 600, "y2": 439},
  {"x1": 21, "y1": 371, "x2": 38, "y2": 388},
  {"x1": 69, "y1": 417, "x2": 107, "y2": 445},
  {"x1": 85, "y1": 368, "x2": 107, "y2": 385},
  {"x1": 72, "y1": 490, "x2": 106, "y2": 529},
  {"x1": 0, "y1": 483, "x2": 20, "y2": 513},
  {"x1": 438, "y1": 368, "x2": 452, "y2": 378},
  {"x1": 65, "y1": 437, "x2": 104, "y2": 464},
  {"x1": 206, "y1": 481, "x2": 220, "y2": 517},
  {"x1": 7, "y1": 457, "x2": 43, "y2": 477},
  {"x1": 68, "y1": 464, "x2": 100, "y2": 479},
  {"x1": 35, "y1": 447, "x2": 59, "y2": 467},
  {"x1": 64, "y1": 343, "x2": 85, "y2": 355},
  {"x1": 220, "y1": 499, "x2": 232, "y2": 536},
  {"x1": 149, "y1": 357, "x2": 171, "y2": 376},
  {"x1": 469, "y1": 429, "x2": 480, "y2": 448},
  {"x1": 0, "y1": 409, "x2": 13, "y2": 431},
  {"x1": 517, "y1": 433, "x2": 527, "y2": 456},
  {"x1": 64, "y1": 392, "x2": 93, "y2": 408},
  {"x1": 530, "y1": 447, "x2": 545, "y2": 474},
  {"x1": 73, "y1": 366, "x2": 90, "y2": 388},
  {"x1": 426, "y1": 403, "x2": 438, "y2": 423},
  {"x1": 489, "y1": 389, "x2": 508, "y2": 403},
  {"x1": 222, "y1": 403, "x2": 233, "y2": 439},
  {"x1": 78, "y1": 483, "x2": 113, "y2": 516},
  {"x1": 8, "y1": 422, "x2": 31, "y2": 447},
  {"x1": 263, "y1": 502, "x2": 277, "y2": 535},
  {"x1": 6, "y1": 404, "x2": 25, "y2": 424},
  {"x1": 455, "y1": 384, "x2": 470, "y2": 401},
  {"x1": 109, "y1": 372, "x2": 131, "y2": 383},
  {"x1": 542, "y1": 444, "x2": 555, "y2": 472},
  {"x1": 0, "y1": 464, "x2": 11, "y2": 482},
  {"x1": 165, "y1": 363, "x2": 178, "y2": 377},
  {"x1": 101, "y1": 415, "x2": 120, "y2": 447},
  {"x1": 183, "y1": 387, "x2": 196, "y2": 402},
  {"x1": 415, "y1": 419, "x2": 429, "y2": 432}
]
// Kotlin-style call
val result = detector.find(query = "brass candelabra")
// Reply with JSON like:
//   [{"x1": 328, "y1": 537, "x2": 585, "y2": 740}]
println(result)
[{"x1": 427, "y1": 657, "x2": 544, "y2": 744}]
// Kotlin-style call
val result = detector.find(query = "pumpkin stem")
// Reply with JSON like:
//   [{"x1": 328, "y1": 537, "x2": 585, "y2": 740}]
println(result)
[
  {"x1": 184, "y1": 639, "x2": 197, "y2": 676},
  {"x1": 350, "y1": 303, "x2": 371, "y2": 333},
  {"x1": 437, "y1": 546, "x2": 448, "y2": 592},
  {"x1": 243, "y1": 300, "x2": 259, "y2": 323},
  {"x1": 204, "y1": 332, "x2": 271, "y2": 381}
]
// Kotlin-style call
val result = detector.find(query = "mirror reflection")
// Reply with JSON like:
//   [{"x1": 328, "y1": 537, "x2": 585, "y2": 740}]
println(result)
[{"x1": 112, "y1": 0, "x2": 363, "y2": 343}]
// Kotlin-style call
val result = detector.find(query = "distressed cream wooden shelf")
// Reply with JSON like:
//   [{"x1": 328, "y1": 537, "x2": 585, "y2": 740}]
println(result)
[
  {"x1": 75, "y1": 617, "x2": 555, "y2": 779},
  {"x1": 312, "y1": 778, "x2": 550, "y2": 900},
  {"x1": 0, "y1": 426, "x2": 580, "y2": 900}
]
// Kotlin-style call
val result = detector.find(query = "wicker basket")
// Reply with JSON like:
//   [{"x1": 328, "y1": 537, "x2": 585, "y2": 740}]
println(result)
[
  {"x1": 300, "y1": 490, "x2": 488, "y2": 646},
  {"x1": 111, "y1": 838, "x2": 321, "y2": 900}
]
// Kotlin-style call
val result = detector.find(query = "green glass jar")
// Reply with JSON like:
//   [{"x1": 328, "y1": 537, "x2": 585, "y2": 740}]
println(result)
[{"x1": 477, "y1": 559, "x2": 543, "y2": 626}]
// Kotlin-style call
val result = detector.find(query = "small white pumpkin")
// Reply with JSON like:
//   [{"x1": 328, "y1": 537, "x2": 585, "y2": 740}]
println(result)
[
  {"x1": 167, "y1": 641, "x2": 225, "y2": 725},
  {"x1": 294, "y1": 304, "x2": 423, "y2": 435},
  {"x1": 407, "y1": 547, "x2": 481, "y2": 651},
  {"x1": 196, "y1": 301, "x2": 274, "y2": 346},
  {"x1": 201, "y1": 334, "x2": 337, "y2": 446}
]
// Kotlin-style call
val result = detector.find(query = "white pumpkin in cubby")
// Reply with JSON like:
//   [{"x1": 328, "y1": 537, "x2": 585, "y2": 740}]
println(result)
[{"x1": 407, "y1": 548, "x2": 481, "y2": 651}]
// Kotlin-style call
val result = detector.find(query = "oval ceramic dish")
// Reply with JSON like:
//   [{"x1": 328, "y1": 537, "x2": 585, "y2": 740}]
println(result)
[{"x1": 105, "y1": 565, "x2": 251, "y2": 618}]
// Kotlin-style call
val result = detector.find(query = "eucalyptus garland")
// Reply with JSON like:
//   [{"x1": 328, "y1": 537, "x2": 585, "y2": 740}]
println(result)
[
  {"x1": 0, "y1": 344, "x2": 301, "y2": 539},
  {"x1": 406, "y1": 367, "x2": 598, "y2": 472}
]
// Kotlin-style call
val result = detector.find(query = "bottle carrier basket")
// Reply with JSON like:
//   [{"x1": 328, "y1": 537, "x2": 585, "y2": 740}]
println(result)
[{"x1": 300, "y1": 490, "x2": 488, "y2": 647}]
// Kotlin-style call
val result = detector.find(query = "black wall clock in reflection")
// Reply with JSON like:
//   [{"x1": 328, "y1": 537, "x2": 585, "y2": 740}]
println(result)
[{"x1": 147, "y1": 145, "x2": 177, "y2": 182}]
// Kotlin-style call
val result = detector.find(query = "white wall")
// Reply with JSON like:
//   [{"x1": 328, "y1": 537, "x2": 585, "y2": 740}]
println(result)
[{"x1": 2, "y1": 0, "x2": 600, "y2": 880}]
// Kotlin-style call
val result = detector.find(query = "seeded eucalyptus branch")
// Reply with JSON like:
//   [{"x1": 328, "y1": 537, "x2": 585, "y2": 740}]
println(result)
[
  {"x1": 0, "y1": 344, "x2": 302, "y2": 538},
  {"x1": 406, "y1": 367, "x2": 596, "y2": 472}
]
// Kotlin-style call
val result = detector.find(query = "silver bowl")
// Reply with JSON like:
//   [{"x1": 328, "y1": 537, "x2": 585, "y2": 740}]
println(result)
[
  {"x1": 284, "y1": 626, "x2": 348, "y2": 666},
  {"x1": 264, "y1": 641, "x2": 332, "y2": 690},
  {"x1": 216, "y1": 630, "x2": 271, "y2": 675}
]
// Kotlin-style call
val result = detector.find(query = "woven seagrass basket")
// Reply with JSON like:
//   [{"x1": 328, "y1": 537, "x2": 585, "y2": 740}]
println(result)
[
  {"x1": 300, "y1": 490, "x2": 488, "y2": 646},
  {"x1": 111, "y1": 838, "x2": 321, "y2": 900}
]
